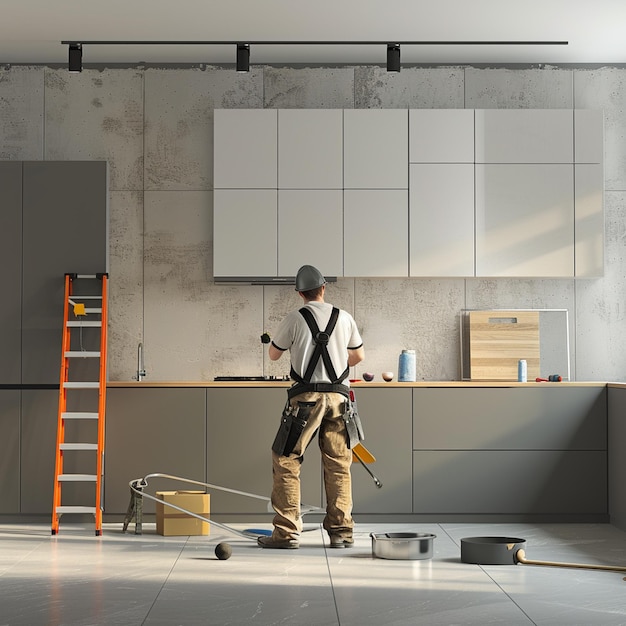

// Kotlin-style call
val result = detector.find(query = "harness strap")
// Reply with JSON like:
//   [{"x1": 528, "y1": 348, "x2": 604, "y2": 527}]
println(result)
[
  {"x1": 287, "y1": 382, "x2": 350, "y2": 400},
  {"x1": 290, "y1": 306, "x2": 349, "y2": 385}
]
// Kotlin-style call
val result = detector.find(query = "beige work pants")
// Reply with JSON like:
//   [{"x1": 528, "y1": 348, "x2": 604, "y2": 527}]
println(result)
[{"x1": 270, "y1": 391, "x2": 354, "y2": 541}]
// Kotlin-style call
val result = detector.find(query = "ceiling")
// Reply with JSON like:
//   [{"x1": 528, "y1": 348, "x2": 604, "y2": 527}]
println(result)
[{"x1": 2, "y1": 0, "x2": 626, "y2": 68}]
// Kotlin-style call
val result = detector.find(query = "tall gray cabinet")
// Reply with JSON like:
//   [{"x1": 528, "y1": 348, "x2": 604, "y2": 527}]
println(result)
[{"x1": 0, "y1": 161, "x2": 108, "y2": 515}]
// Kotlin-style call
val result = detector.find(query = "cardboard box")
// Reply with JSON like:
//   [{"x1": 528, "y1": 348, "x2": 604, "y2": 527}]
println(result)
[{"x1": 156, "y1": 490, "x2": 210, "y2": 536}]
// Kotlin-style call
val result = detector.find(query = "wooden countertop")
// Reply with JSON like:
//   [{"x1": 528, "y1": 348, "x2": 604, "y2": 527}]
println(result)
[{"x1": 107, "y1": 380, "x2": 610, "y2": 388}]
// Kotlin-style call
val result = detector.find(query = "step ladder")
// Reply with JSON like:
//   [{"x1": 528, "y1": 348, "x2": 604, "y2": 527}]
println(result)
[{"x1": 52, "y1": 273, "x2": 109, "y2": 536}]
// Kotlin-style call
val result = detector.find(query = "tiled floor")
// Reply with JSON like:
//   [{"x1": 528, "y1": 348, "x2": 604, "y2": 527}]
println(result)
[{"x1": 2, "y1": 521, "x2": 626, "y2": 625}]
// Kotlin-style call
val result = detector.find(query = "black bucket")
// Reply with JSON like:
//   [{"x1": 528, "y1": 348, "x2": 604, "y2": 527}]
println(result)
[{"x1": 461, "y1": 536, "x2": 526, "y2": 565}]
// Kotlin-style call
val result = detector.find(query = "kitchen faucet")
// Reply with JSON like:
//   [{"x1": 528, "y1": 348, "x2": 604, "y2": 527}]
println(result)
[{"x1": 135, "y1": 342, "x2": 146, "y2": 381}]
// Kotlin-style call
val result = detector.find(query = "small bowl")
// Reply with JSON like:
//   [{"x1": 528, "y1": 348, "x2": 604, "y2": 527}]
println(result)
[
  {"x1": 382, "y1": 372, "x2": 394, "y2": 382},
  {"x1": 362, "y1": 372, "x2": 375, "y2": 382}
]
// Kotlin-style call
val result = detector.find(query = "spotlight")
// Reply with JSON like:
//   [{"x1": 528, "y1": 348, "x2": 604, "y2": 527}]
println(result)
[
  {"x1": 236, "y1": 43, "x2": 250, "y2": 72},
  {"x1": 387, "y1": 43, "x2": 401, "y2": 72},
  {"x1": 68, "y1": 43, "x2": 82, "y2": 73}
]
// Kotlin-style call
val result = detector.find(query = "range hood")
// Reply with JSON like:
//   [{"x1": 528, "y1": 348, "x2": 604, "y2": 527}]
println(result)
[{"x1": 214, "y1": 276, "x2": 337, "y2": 286}]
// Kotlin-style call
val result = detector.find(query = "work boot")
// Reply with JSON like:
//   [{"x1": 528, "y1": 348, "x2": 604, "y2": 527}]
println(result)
[
  {"x1": 329, "y1": 535, "x2": 354, "y2": 549},
  {"x1": 257, "y1": 535, "x2": 299, "y2": 549}
]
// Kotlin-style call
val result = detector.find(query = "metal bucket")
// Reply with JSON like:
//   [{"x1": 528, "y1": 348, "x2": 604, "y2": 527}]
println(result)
[{"x1": 371, "y1": 532, "x2": 436, "y2": 560}]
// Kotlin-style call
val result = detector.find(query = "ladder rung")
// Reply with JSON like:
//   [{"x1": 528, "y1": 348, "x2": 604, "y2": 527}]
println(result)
[
  {"x1": 69, "y1": 295, "x2": 103, "y2": 300},
  {"x1": 62, "y1": 412, "x2": 99, "y2": 420},
  {"x1": 59, "y1": 443, "x2": 99, "y2": 451},
  {"x1": 55, "y1": 506, "x2": 97, "y2": 514},
  {"x1": 58, "y1": 474, "x2": 97, "y2": 482},
  {"x1": 65, "y1": 351, "x2": 101, "y2": 358},
  {"x1": 67, "y1": 321, "x2": 102, "y2": 327},
  {"x1": 63, "y1": 382, "x2": 100, "y2": 389}
]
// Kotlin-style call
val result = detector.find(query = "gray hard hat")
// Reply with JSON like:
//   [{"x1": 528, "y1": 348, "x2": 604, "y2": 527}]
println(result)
[{"x1": 295, "y1": 265, "x2": 326, "y2": 291}]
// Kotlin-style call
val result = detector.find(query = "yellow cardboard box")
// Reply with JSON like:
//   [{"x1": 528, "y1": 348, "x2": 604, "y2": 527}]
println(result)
[{"x1": 156, "y1": 490, "x2": 210, "y2": 536}]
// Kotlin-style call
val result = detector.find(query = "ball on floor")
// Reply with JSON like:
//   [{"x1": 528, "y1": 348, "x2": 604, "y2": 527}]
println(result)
[{"x1": 215, "y1": 542, "x2": 232, "y2": 560}]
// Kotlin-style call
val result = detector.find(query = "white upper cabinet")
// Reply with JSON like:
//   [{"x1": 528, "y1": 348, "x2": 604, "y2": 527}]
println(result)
[
  {"x1": 344, "y1": 189, "x2": 408, "y2": 277},
  {"x1": 475, "y1": 109, "x2": 573, "y2": 164},
  {"x1": 213, "y1": 109, "x2": 277, "y2": 189},
  {"x1": 278, "y1": 110, "x2": 343, "y2": 189},
  {"x1": 213, "y1": 189, "x2": 277, "y2": 277},
  {"x1": 410, "y1": 164, "x2": 475, "y2": 277},
  {"x1": 277, "y1": 189, "x2": 343, "y2": 276},
  {"x1": 409, "y1": 109, "x2": 474, "y2": 163},
  {"x1": 575, "y1": 164, "x2": 604, "y2": 277},
  {"x1": 344, "y1": 110, "x2": 408, "y2": 189},
  {"x1": 575, "y1": 110, "x2": 604, "y2": 164},
  {"x1": 475, "y1": 164, "x2": 574, "y2": 277}
]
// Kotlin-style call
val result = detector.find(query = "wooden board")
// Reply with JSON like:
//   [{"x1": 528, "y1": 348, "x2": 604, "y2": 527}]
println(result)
[{"x1": 469, "y1": 310, "x2": 540, "y2": 381}]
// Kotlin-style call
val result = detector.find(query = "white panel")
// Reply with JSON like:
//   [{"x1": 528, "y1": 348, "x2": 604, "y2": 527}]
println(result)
[
  {"x1": 278, "y1": 109, "x2": 343, "y2": 189},
  {"x1": 213, "y1": 189, "x2": 277, "y2": 276},
  {"x1": 213, "y1": 109, "x2": 277, "y2": 189},
  {"x1": 575, "y1": 110, "x2": 604, "y2": 164},
  {"x1": 475, "y1": 109, "x2": 573, "y2": 164},
  {"x1": 475, "y1": 164, "x2": 574, "y2": 277},
  {"x1": 344, "y1": 190, "x2": 408, "y2": 277},
  {"x1": 575, "y1": 164, "x2": 604, "y2": 277},
  {"x1": 410, "y1": 164, "x2": 475, "y2": 277},
  {"x1": 278, "y1": 190, "x2": 343, "y2": 276},
  {"x1": 409, "y1": 109, "x2": 474, "y2": 163},
  {"x1": 344, "y1": 110, "x2": 408, "y2": 189}
]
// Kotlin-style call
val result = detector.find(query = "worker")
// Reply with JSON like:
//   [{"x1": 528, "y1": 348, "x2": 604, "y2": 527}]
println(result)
[{"x1": 258, "y1": 264, "x2": 365, "y2": 549}]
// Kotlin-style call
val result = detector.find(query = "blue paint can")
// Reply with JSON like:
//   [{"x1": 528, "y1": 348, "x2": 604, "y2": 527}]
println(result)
[{"x1": 398, "y1": 350, "x2": 416, "y2": 382}]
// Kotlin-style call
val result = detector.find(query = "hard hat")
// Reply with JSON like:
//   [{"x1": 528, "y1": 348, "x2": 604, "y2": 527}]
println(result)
[{"x1": 295, "y1": 265, "x2": 326, "y2": 291}]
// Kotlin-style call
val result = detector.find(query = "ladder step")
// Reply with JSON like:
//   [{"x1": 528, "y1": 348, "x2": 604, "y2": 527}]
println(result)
[
  {"x1": 62, "y1": 412, "x2": 99, "y2": 420},
  {"x1": 69, "y1": 295, "x2": 102, "y2": 300},
  {"x1": 67, "y1": 320, "x2": 102, "y2": 327},
  {"x1": 55, "y1": 506, "x2": 97, "y2": 514},
  {"x1": 65, "y1": 351, "x2": 101, "y2": 358},
  {"x1": 58, "y1": 474, "x2": 97, "y2": 482},
  {"x1": 63, "y1": 382, "x2": 100, "y2": 389},
  {"x1": 59, "y1": 443, "x2": 99, "y2": 451}
]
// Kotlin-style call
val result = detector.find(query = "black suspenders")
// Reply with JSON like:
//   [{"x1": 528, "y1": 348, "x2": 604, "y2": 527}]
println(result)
[{"x1": 290, "y1": 307, "x2": 349, "y2": 385}]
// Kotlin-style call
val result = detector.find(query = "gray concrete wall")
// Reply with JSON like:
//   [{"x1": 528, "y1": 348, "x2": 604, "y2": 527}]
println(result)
[{"x1": 1, "y1": 64, "x2": 625, "y2": 382}]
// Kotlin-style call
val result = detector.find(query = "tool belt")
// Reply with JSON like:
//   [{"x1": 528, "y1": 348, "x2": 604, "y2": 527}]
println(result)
[
  {"x1": 342, "y1": 396, "x2": 365, "y2": 449},
  {"x1": 287, "y1": 382, "x2": 350, "y2": 400}
]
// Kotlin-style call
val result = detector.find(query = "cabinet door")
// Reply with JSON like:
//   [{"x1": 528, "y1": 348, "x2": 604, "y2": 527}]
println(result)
[
  {"x1": 475, "y1": 109, "x2": 573, "y2": 164},
  {"x1": 409, "y1": 109, "x2": 474, "y2": 163},
  {"x1": 575, "y1": 109, "x2": 604, "y2": 164},
  {"x1": 575, "y1": 164, "x2": 604, "y2": 277},
  {"x1": 475, "y1": 164, "x2": 574, "y2": 277},
  {"x1": 0, "y1": 391, "x2": 20, "y2": 513},
  {"x1": 409, "y1": 164, "x2": 474, "y2": 276},
  {"x1": 278, "y1": 190, "x2": 343, "y2": 276},
  {"x1": 344, "y1": 190, "x2": 408, "y2": 277},
  {"x1": 0, "y1": 163, "x2": 22, "y2": 383},
  {"x1": 213, "y1": 109, "x2": 277, "y2": 189},
  {"x1": 213, "y1": 189, "x2": 277, "y2": 277},
  {"x1": 278, "y1": 109, "x2": 343, "y2": 189},
  {"x1": 344, "y1": 109, "x2": 408, "y2": 189}
]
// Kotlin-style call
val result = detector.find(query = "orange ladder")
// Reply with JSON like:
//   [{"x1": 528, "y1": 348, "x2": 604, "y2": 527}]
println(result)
[{"x1": 52, "y1": 273, "x2": 108, "y2": 536}]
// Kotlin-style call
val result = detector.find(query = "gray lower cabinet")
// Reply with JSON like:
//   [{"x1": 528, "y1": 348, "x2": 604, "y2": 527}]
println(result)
[
  {"x1": 351, "y1": 388, "x2": 412, "y2": 514},
  {"x1": 412, "y1": 387, "x2": 608, "y2": 519},
  {"x1": 0, "y1": 391, "x2": 21, "y2": 513},
  {"x1": 105, "y1": 388, "x2": 206, "y2": 515},
  {"x1": 608, "y1": 387, "x2": 626, "y2": 530},
  {"x1": 206, "y1": 388, "x2": 320, "y2": 515}
]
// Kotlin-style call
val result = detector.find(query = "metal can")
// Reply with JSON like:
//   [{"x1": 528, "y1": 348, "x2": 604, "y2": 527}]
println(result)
[{"x1": 517, "y1": 359, "x2": 527, "y2": 383}]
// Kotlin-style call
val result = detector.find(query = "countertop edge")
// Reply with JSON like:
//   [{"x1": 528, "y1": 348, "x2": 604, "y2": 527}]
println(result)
[{"x1": 107, "y1": 381, "x2": 612, "y2": 388}]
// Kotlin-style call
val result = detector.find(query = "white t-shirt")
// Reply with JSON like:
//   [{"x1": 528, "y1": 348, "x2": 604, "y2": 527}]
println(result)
[{"x1": 272, "y1": 301, "x2": 363, "y2": 383}]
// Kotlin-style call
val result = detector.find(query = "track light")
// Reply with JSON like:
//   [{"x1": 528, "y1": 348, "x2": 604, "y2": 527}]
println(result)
[
  {"x1": 387, "y1": 44, "x2": 401, "y2": 72},
  {"x1": 236, "y1": 43, "x2": 250, "y2": 72},
  {"x1": 68, "y1": 43, "x2": 82, "y2": 72}
]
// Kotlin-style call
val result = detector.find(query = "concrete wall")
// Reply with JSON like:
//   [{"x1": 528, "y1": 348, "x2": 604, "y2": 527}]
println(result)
[{"x1": 1, "y1": 64, "x2": 625, "y2": 382}]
